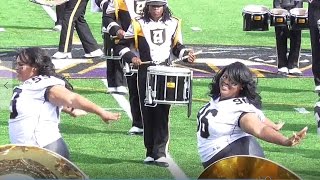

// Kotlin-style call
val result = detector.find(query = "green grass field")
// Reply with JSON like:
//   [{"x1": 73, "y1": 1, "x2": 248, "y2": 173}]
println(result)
[{"x1": 0, "y1": 0, "x2": 319, "y2": 179}]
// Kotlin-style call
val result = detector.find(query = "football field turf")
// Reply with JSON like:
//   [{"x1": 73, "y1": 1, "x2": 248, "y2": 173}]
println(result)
[{"x1": 1, "y1": 0, "x2": 320, "y2": 179}]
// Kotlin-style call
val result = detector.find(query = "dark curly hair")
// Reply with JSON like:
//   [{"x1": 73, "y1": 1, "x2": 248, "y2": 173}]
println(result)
[
  {"x1": 142, "y1": 4, "x2": 172, "y2": 22},
  {"x1": 209, "y1": 61, "x2": 262, "y2": 109},
  {"x1": 16, "y1": 47, "x2": 73, "y2": 90}
]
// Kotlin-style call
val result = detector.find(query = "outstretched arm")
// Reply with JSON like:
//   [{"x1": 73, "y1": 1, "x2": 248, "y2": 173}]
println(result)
[
  {"x1": 48, "y1": 85, "x2": 120, "y2": 123},
  {"x1": 263, "y1": 117, "x2": 285, "y2": 131},
  {"x1": 62, "y1": 106, "x2": 88, "y2": 117},
  {"x1": 240, "y1": 113, "x2": 307, "y2": 146}
]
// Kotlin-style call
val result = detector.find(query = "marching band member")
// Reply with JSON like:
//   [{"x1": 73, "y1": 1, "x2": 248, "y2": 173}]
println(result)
[
  {"x1": 10, "y1": 47, "x2": 120, "y2": 159},
  {"x1": 52, "y1": 0, "x2": 103, "y2": 59},
  {"x1": 273, "y1": 0, "x2": 303, "y2": 76},
  {"x1": 114, "y1": 0, "x2": 195, "y2": 167},
  {"x1": 197, "y1": 62, "x2": 308, "y2": 168},
  {"x1": 308, "y1": 0, "x2": 320, "y2": 92},
  {"x1": 95, "y1": 0, "x2": 146, "y2": 135}
]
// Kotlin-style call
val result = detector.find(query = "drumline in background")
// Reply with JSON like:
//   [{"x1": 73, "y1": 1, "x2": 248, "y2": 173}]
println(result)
[{"x1": 242, "y1": 5, "x2": 309, "y2": 31}]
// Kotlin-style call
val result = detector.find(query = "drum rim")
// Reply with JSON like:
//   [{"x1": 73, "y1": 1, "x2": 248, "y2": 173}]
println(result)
[
  {"x1": 243, "y1": 5, "x2": 269, "y2": 14},
  {"x1": 270, "y1": 8, "x2": 289, "y2": 16},
  {"x1": 289, "y1": 8, "x2": 308, "y2": 16},
  {"x1": 147, "y1": 65, "x2": 192, "y2": 73}
]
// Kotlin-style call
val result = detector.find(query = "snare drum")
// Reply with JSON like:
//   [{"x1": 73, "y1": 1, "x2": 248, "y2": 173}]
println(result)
[
  {"x1": 289, "y1": 8, "x2": 309, "y2": 30},
  {"x1": 242, "y1": 5, "x2": 269, "y2": 31},
  {"x1": 145, "y1": 66, "x2": 192, "y2": 105},
  {"x1": 269, "y1": 8, "x2": 289, "y2": 27},
  {"x1": 0, "y1": 144, "x2": 88, "y2": 179}
]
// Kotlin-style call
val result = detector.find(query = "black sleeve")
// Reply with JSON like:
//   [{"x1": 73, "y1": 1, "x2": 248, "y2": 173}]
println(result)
[
  {"x1": 238, "y1": 112, "x2": 248, "y2": 128},
  {"x1": 102, "y1": 13, "x2": 122, "y2": 36},
  {"x1": 44, "y1": 86, "x2": 54, "y2": 102},
  {"x1": 114, "y1": 38, "x2": 137, "y2": 63}
]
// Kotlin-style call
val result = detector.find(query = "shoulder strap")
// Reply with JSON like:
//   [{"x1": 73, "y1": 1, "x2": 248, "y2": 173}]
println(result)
[
  {"x1": 132, "y1": 19, "x2": 143, "y2": 50},
  {"x1": 172, "y1": 17, "x2": 182, "y2": 47}
]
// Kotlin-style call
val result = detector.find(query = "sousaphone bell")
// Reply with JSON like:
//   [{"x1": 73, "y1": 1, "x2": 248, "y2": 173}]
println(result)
[
  {"x1": 198, "y1": 155, "x2": 301, "y2": 179},
  {"x1": 0, "y1": 144, "x2": 88, "y2": 179}
]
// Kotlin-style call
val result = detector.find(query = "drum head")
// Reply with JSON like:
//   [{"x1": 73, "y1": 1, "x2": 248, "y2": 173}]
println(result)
[
  {"x1": 270, "y1": 8, "x2": 288, "y2": 15},
  {"x1": 198, "y1": 155, "x2": 301, "y2": 179},
  {"x1": 243, "y1": 5, "x2": 268, "y2": 13},
  {"x1": 0, "y1": 144, "x2": 88, "y2": 179},
  {"x1": 290, "y1": 8, "x2": 308, "y2": 16},
  {"x1": 148, "y1": 65, "x2": 191, "y2": 73}
]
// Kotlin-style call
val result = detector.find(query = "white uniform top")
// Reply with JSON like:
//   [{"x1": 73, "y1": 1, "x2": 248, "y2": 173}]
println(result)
[
  {"x1": 123, "y1": 17, "x2": 182, "y2": 63},
  {"x1": 9, "y1": 75, "x2": 65, "y2": 147},
  {"x1": 197, "y1": 97, "x2": 265, "y2": 163}
]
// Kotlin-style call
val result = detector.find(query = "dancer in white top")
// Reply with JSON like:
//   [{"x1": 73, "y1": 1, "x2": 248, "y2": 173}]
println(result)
[
  {"x1": 9, "y1": 47, "x2": 120, "y2": 159},
  {"x1": 197, "y1": 61, "x2": 308, "y2": 168}
]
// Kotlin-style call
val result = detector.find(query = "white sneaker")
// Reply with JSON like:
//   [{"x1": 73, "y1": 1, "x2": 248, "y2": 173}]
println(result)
[
  {"x1": 288, "y1": 68, "x2": 302, "y2": 75},
  {"x1": 128, "y1": 126, "x2": 143, "y2": 135},
  {"x1": 84, "y1": 49, "x2": 104, "y2": 58},
  {"x1": 155, "y1": 157, "x2": 169, "y2": 167},
  {"x1": 107, "y1": 87, "x2": 117, "y2": 94},
  {"x1": 277, "y1": 67, "x2": 289, "y2": 75},
  {"x1": 315, "y1": 85, "x2": 320, "y2": 93},
  {"x1": 52, "y1": 52, "x2": 72, "y2": 59},
  {"x1": 143, "y1": 156, "x2": 154, "y2": 164},
  {"x1": 53, "y1": 25, "x2": 62, "y2": 31},
  {"x1": 117, "y1": 86, "x2": 128, "y2": 94}
]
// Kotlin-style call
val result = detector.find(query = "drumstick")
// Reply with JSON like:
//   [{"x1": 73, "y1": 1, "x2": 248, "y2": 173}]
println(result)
[
  {"x1": 129, "y1": 50, "x2": 202, "y2": 65},
  {"x1": 171, "y1": 50, "x2": 202, "y2": 64}
]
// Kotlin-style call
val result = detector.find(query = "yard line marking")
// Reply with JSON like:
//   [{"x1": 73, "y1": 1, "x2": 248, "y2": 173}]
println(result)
[
  {"x1": 167, "y1": 153, "x2": 189, "y2": 179},
  {"x1": 103, "y1": 108, "x2": 125, "y2": 111},
  {"x1": 101, "y1": 79, "x2": 132, "y2": 121}
]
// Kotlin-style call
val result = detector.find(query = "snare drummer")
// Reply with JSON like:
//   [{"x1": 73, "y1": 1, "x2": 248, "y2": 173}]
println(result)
[
  {"x1": 273, "y1": 0, "x2": 303, "y2": 75},
  {"x1": 114, "y1": 0, "x2": 195, "y2": 167}
]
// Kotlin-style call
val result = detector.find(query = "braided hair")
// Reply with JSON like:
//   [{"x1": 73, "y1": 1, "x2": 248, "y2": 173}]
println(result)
[
  {"x1": 16, "y1": 47, "x2": 73, "y2": 90},
  {"x1": 142, "y1": 4, "x2": 172, "y2": 22}
]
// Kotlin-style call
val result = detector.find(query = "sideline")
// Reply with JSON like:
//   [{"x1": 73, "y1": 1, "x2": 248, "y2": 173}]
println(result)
[{"x1": 101, "y1": 79, "x2": 189, "y2": 179}]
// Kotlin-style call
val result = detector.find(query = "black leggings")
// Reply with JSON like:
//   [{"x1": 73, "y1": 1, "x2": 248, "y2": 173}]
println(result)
[
  {"x1": 43, "y1": 138, "x2": 70, "y2": 160},
  {"x1": 202, "y1": 136, "x2": 265, "y2": 168}
]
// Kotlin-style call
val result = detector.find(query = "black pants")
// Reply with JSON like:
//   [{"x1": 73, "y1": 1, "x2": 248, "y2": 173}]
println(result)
[
  {"x1": 59, "y1": 0, "x2": 99, "y2": 53},
  {"x1": 55, "y1": 4, "x2": 65, "y2": 26},
  {"x1": 202, "y1": 136, "x2": 265, "y2": 169},
  {"x1": 309, "y1": 3, "x2": 320, "y2": 86},
  {"x1": 44, "y1": 138, "x2": 70, "y2": 160},
  {"x1": 138, "y1": 66, "x2": 170, "y2": 159},
  {"x1": 275, "y1": 26, "x2": 301, "y2": 69},
  {"x1": 127, "y1": 73, "x2": 143, "y2": 128},
  {"x1": 103, "y1": 33, "x2": 127, "y2": 89}
]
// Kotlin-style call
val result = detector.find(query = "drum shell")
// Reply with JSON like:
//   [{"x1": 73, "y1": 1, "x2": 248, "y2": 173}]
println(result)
[
  {"x1": 289, "y1": 8, "x2": 309, "y2": 30},
  {"x1": 269, "y1": 9, "x2": 289, "y2": 27},
  {"x1": 242, "y1": 5, "x2": 269, "y2": 31},
  {"x1": 145, "y1": 66, "x2": 192, "y2": 105}
]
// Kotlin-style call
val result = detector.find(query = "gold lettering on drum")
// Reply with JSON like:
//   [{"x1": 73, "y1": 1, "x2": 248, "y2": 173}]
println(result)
[
  {"x1": 298, "y1": 19, "x2": 306, "y2": 24},
  {"x1": 254, "y1": 16, "x2": 261, "y2": 21},
  {"x1": 276, "y1": 18, "x2": 283, "y2": 23},
  {"x1": 167, "y1": 82, "x2": 175, "y2": 89}
]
